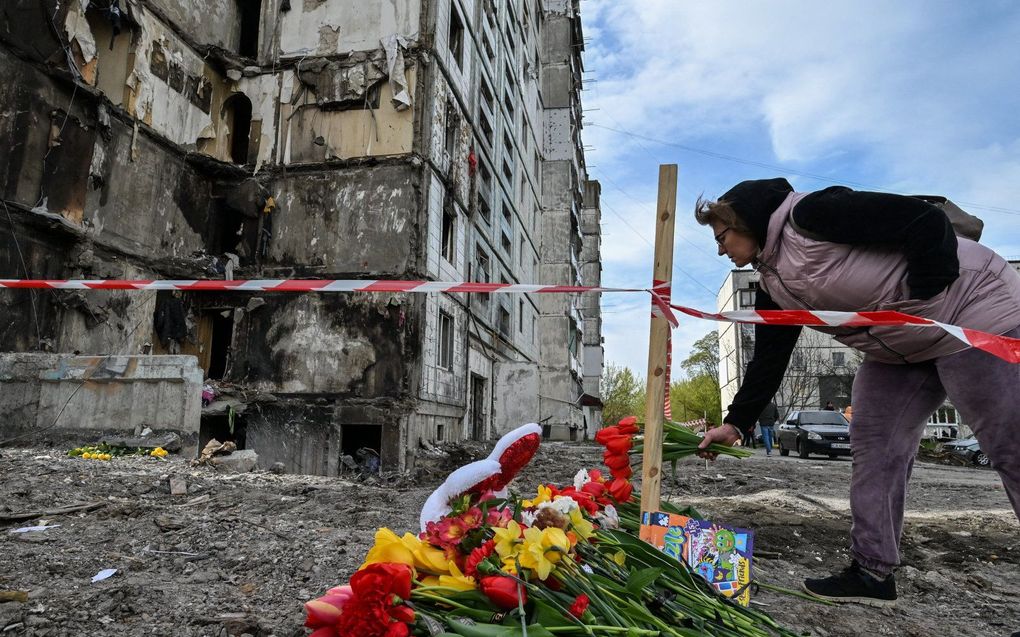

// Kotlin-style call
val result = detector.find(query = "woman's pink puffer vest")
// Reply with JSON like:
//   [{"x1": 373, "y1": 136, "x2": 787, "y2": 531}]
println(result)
[{"x1": 755, "y1": 192, "x2": 1020, "y2": 364}]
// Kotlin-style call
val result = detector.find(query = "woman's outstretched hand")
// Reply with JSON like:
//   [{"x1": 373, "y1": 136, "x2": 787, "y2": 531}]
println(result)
[{"x1": 697, "y1": 423, "x2": 743, "y2": 460}]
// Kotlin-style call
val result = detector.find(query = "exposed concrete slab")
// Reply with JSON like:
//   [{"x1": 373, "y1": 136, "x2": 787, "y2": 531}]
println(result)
[{"x1": 0, "y1": 354, "x2": 202, "y2": 448}]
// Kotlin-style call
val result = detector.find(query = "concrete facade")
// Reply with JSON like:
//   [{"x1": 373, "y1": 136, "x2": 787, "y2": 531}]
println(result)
[{"x1": 0, "y1": 0, "x2": 602, "y2": 474}]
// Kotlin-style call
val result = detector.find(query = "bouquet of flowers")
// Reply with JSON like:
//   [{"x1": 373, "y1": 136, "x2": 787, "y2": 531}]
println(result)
[{"x1": 304, "y1": 421, "x2": 798, "y2": 637}]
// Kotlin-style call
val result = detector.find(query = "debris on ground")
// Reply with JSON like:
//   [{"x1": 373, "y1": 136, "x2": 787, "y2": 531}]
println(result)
[{"x1": 0, "y1": 444, "x2": 1016, "y2": 636}]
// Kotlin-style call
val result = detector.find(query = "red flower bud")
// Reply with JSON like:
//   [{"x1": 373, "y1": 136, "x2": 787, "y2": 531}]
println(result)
[{"x1": 480, "y1": 576, "x2": 527, "y2": 610}]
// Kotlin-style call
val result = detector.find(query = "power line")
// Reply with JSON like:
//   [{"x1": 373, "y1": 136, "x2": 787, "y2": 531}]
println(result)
[
  {"x1": 589, "y1": 123, "x2": 1020, "y2": 217},
  {"x1": 599, "y1": 198, "x2": 717, "y2": 296}
]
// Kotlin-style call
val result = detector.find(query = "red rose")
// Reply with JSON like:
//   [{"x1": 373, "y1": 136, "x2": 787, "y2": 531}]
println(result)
[
  {"x1": 568, "y1": 593, "x2": 590, "y2": 618},
  {"x1": 608, "y1": 478, "x2": 633, "y2": 503},
  {"x1": 480, "y1": 576, "x2": 527, "y2": 610}
]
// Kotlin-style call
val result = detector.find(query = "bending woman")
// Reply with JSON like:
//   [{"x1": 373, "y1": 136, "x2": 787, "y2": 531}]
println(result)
[{"x1": 695, "y1": 178, "x2": 1020, "y2": 607}]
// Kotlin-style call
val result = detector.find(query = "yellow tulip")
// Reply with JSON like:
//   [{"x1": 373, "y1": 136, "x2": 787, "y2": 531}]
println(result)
[
  {"x1": 362, "y1": 528, "x2": 417, "y2": 569},
  {"x1": 413, "y1": 543, "x2": 452, "y2": 575},
  {"x1": 437, "y1": 561, "x2": 476, "y2": 591}
]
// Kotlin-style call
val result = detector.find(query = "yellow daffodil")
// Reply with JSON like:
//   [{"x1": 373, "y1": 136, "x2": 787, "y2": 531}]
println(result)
[
  {"x1": 521, "y1": 484, "x2": 552, "y2": 508},
  {"x1": 500, "y1": 557, "x2": 519, "y2": 575},
  {"x1": 612, "y1": 549, "x2": 627, "y2": 567},
  {"x1": 568, "y1": 508, "x2": 594, "y2": 541},
  {"x1": 493, "y1": 520, "x2": 523, "y2": 559},
  {"x1": 362, "y1": 528, "x2": 418, "y2": 569},
  {"x1": 519, "y1": 526, "x2": 570, "y2": 580},
  {"x1": 437, "y1": 561, "x2": 476, "y2": 591}
]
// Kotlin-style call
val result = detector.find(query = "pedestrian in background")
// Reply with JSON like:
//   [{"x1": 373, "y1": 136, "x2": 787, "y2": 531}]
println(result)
[
  {"x1": 824, "y1": 400, "x2": 836, "y2": 411},
  {"x1": 758, "y1": 402, "x2": 780, "y2": 456},
  {"x1": 741, "y1": 425, "x2": 757, "y2": 449},
  {"x1": 693, "y1": 177, "x2": 1020, "y2": 610}
]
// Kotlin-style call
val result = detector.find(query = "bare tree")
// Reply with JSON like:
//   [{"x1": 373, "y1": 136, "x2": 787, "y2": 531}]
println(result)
[{"x1": 774, "y1": 330, "x2": 860, "y2": 417}]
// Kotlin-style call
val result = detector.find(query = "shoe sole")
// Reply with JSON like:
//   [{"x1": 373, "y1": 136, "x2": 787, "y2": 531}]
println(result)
[{"x1": 801, "y1": 583, "x2": 897, "y2": 608}]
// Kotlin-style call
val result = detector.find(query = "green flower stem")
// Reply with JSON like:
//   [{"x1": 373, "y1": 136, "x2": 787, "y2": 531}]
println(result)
[
  {"x1": 544, "y1": 627, "x2": 659, "y2": 636},
  {"x1": 410, "y1": 591, "x2": 496, "y2": 622}
]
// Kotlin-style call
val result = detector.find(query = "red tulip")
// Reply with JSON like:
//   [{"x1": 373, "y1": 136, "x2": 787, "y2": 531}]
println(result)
[
  {"x1": 603, "y1": 435, "x2": 632, "y2": 455},
  {"x1": 617, "y1": 417, "x2": 639, "y2": 435},
  {"x1": 610, "y1": 464, "x2": 633, "y2": 480},
  {"x1": 481, "y1": 575, "x2": 527, "y2": 609},
  {"x1": 587, "y1": 468, "x2": 605, "y2": 483},
  {"x1": 581, "y1": 480, "x2": 606, "y2": 498},
  {"x1": 608, "y1": 478, "x2": 633, "y2": 503},
  {"x1": 304, "y1": 584, "x2": 353, "y2": 633},
  {"x1": 594, "y1": 426, "x2": 621, "y2": 445},
  {"x1": 602, "y1": 451, "x2": 631, "y2": 471}
]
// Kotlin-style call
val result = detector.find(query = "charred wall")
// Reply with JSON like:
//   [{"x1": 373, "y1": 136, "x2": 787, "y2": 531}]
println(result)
[{"x1": 231, "y1": 293, "x2": 421, "y2": 397}]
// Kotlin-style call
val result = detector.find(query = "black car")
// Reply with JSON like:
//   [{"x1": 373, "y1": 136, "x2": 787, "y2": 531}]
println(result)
[{"x1": 777, "y1": 410, "x2": 852, "y2": 459}]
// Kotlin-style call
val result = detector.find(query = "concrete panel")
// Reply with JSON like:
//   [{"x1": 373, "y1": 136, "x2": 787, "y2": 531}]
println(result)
[
  {"x1": 270, "y1": 162, "x2": 419, "y2": 274},
  {"x1": 278, "y1": 0, "x2": 420, "y2": 57},
  {"x1": 493, "y1": 361, "x2": 539, "y2": 436},
  {"x1": 0, "y1": 353, "x2": 202, "y2": 443}
]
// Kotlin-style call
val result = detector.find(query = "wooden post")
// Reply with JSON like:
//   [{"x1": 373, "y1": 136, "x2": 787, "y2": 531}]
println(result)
[{"x1": 639, "y1": 164, "x2": 678, "y2": 522}]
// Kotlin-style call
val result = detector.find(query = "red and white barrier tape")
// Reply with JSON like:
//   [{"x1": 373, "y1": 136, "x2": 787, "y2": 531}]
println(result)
[
  {"x1": 670, "y1": 303, "x2": 1020, "y2": 364},
  {"x1": 0, "y1": 279, "x2": 632, "y2": 294},
  {"x1": 2, "y1": 278, "x2": 1018, "y2": 363}
]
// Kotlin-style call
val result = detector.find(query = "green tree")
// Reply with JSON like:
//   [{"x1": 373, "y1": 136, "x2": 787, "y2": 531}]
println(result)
[
  {"x1": 600, "y1": 362, "x2": 644, "y2": 426},
  {"x1": 670, "y1": 331, "x2": 722, "y2": 425},
  {"x1": 680, "y1": 331, "x2": 720, "y2": 380}
]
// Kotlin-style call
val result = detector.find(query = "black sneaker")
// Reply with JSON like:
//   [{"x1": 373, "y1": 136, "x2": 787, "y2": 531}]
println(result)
[{"x1": 802, "y1": 561, "x2": 897, "y2": 607}]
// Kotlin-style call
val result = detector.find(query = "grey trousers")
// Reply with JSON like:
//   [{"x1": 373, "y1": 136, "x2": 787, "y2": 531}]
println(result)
[{"x1": 849, "y1": 326, "x2": 1020, "y2": 575}]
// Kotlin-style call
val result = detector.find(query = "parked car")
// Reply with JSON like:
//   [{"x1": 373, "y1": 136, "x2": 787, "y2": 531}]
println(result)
[
  {"x1": 943, "y1": 437, "x2": 990, "y2": 467},
  {"x1": 777, "y1": 410, "x2": 851, "y2": 459}
]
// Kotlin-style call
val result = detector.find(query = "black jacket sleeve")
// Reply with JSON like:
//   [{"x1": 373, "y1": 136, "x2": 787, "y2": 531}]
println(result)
[
  {"x1": 723, "y1": 289, "x2": 801, "y2": 434},
  {"x1": 792, "y1": 187, "x2": 959, "y2": 300}
]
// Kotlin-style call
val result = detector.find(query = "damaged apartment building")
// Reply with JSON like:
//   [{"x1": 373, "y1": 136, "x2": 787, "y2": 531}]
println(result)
[{"x1": 0, "y1": 0, "x2": 604, "y2": 474}]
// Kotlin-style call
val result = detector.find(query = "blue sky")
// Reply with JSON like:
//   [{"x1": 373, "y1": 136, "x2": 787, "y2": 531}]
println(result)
[{"x1": 579, "y1": 0, "x2": 1020, "y2": 377}]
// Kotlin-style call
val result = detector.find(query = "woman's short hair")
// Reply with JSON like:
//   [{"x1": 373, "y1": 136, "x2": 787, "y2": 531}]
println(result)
[{"x1": 694, "y1": 196, "x2": 751, "y2": 234}]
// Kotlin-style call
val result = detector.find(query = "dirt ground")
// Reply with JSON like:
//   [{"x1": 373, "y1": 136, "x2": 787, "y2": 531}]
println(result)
[{"x1": 0, "y1": 441, "x2": 1016, "y2": 637}]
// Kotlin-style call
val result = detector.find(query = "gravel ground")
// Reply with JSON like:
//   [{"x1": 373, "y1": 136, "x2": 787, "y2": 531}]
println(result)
[{"x1": 0, "y1": 441, "x2": 1016, "y2": 636}]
